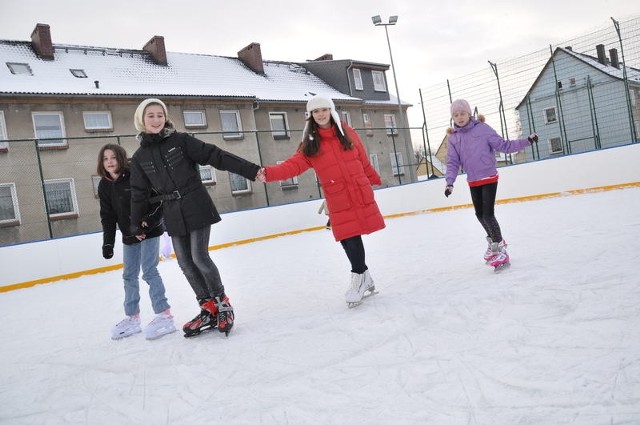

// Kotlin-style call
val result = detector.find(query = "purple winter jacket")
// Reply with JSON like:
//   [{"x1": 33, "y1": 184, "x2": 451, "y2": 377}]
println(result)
[{"x1": 445, "y1": 117, "x2": 531, "y2": 186}]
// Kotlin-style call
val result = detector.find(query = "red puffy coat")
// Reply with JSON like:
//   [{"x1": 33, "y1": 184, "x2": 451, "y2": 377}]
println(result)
[{"x1": 265, "y1": 124, "x2": 385, "y2": 241}]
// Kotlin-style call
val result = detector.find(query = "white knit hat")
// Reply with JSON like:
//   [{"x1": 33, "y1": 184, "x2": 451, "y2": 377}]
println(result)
[
  {"x1": 134, "y1": 98, "x2": 168, "y2": 133},
  {"x1": 305, "y1": 94, "x2": 343, "y2": 136}
]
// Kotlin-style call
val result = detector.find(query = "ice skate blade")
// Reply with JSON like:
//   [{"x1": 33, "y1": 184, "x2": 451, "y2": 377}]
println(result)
[
  {"x1": 346, "y1": 289, "x2": 378, "y2": 308},
  {"x1": 493, "y1": 262, "x2": 511, "y2": 273},
  {"x1": 183, "y1": 325, "x2": 216, "y2": 338}
]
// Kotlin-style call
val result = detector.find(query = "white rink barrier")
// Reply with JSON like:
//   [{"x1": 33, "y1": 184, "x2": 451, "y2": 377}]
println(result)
[{"x1": 1, "y1": 143, "x2": 639, "y2": 291}]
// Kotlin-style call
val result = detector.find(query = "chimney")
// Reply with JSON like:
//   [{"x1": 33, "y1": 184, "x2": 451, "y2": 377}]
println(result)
[
  {"x1": 595, "y1": 44, "x2": 607, "y2": 66},
  {"x1": 314, "y1": 53, "x2": 333, "y2": 61},
  {"x1": 143, "y1": 36, "x2": 167, "y2": 65},
  {"x1": 609, "y1": 48, "x2": 620, "y2": 69},
  {"x1": 31, "y1": 23, "x2": 54, "y2": 60},
  {"x1": 238, "y1": 43, "x2": 264, "y2": 74}
]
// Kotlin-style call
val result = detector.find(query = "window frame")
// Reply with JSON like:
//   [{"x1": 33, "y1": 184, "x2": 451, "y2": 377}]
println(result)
[
  {"x1": 0, "y1": 183, "x2": 20, "y2": 226},
  {"x1": 198, "y1": 165, "x2": 217, "y2": 186},
  {"x1": 32, "y1": 112, "x2": 67, "y2": 148},
  {"x1": 549, "y1": 137, "x2": 563, "y2": 154},
  {"x1": 6, "y1": 62, "x2": 33, "y2": 75},
  {"x1": 91, "y1": 175, "x2": 102, "y2": 199},
  {"x1": 353, "y1": 68, "x2": 364, "y2": 90},
  {"x1": 43, "y1": 178, "x2": 79, "y2": 219},
  {"x1": 70, "y1": 69, "x2": 87, "y2": 78},
  {"x1": 543, "y1": 107, "x2": 557, "y2": 124},
  {"x1": 220, "y1": 110, "x2": 243, "y2": 140},
  {"x1": 0, "y1": 111, "x2": 7, "y2": 151},
  {"x1": 82, "y1": 111, "x2": 113, "y2": 131},
  {"x1": 369, "y1": 154, "x2": 380, "y2": 174},
  {"x1": 384, "y1": 113, "x2": 398, "y2": 136},
  {"x1": 269, "y1": 112, "x2": 290, "y2": 140},
  {"x1": 363, "y1": 112, "x2": 373, "y2": 136},
  {"x1": 277, "y1": 161, "x2": 299, "y2": 190},
  {"x1": 340, "y1": 110, "x2": 352, "y2": 127},
  {"x1": 229, "y1": 172, "x2": 252, "y2": 195},
  {"x1": 372, "y1": 70, "x2": 387, "y2": 92},
  {"x1": 390, "y1": 152, "x2": 405, "y2": 176},
  {"x1": 183, "y1": 110, "x2": 208, "y2": 129}
]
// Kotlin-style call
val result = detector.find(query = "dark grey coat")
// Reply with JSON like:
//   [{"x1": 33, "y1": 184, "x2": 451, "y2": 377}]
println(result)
[{"x1": 130, "y1": 128, "x2": 260, "y2": 237}]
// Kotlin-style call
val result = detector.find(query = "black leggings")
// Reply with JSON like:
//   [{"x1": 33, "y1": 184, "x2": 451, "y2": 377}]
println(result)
[
  {"x1": 340, "y1": 236, "x2": 367, "y2": 274},
  {"x1": 469, "y1": 182, "x2": 503, "y2": 243}
]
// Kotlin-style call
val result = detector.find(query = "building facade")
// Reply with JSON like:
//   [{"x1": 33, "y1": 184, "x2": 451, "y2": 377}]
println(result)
[{"x1": 0, "y1": 23, "x2": 414, "y2": 245}]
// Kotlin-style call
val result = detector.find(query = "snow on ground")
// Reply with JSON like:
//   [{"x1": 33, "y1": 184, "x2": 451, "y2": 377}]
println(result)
[{"x1": 1, "y1": 188, "x2": 639, "y2": 425}]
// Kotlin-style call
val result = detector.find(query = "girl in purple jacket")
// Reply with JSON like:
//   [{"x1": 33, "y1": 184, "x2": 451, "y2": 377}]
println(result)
[{"x1": 444, "y1": 99, "x2": 537, "y2": 271}]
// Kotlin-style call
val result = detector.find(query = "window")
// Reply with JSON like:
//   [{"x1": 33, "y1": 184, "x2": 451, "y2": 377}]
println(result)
[
  {"x1": 363, "y1": 112, "x2": 373, "y2": 136},
  {"x1": 44, "y1": 178, "x2": 78, "y2": 218},
  {"x1": 32, "y1": 112, "x2": 66, "y2": 147},
  {"x1": 0, "y1": 111, "x2": 7, "y2": 150},
  {"x1": 569, "y1": 77, "x2": 576, "y2": 87},
  {"x1": 183, "y1": 111, "x2": 207, "y2": 128},
  {"x1": 277, "y1": 161, "x2": 298, "y2": 190},
  {"x1": 353, "y1": 69, "x2": 363, "y2": 90},
  {"x1": 199, "y1": 165, "x2": 216, "y2": 185},
  {"x1": 229, "y1": 173, "x2": 251, "y2": 195},
  {"x1": 83, "y1": 111, "x2": 112, "y2": 131},
  {"x1": 220, "y1": 110, "x2": 243, "y2": 139},
  {"x1": 549, "y1": 137, "x2": 563, "y2": 154},
  {"x1": 0, "y1": 183, "x2": 20, "y2": 226},
  {"x1": 370, "y1": 154, "x2": 380, "y2": 174},
  {"x1": 384, "y1": 114, "x2": 398, "y2": 135},
  {"x1": 340, "y1": 111, "x2": 351, "y2": 127},
  {"x1": 269, "y1": 112, "x2": 290, "y2": 139},
  {"x1": 91, "y1": 176, "x2": 102, "y2": 199},
  {"x1": 543, "y1": 107, "x2": 557, "y2": 124},
  {"x1": 70, "y1": 69, "x2": 87, "y2": 78},
  {"x1": 390, "y1": 152, "x2": 405, "y2": 176},
  {"x1": 6, "y1": 62, "x2": 32, "y2": 75},
  {"x1": 372, "y1": 71, "x2": 387, "y2": 92}
]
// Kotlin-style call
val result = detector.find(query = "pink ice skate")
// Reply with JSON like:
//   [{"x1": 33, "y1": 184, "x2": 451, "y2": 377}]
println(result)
[
  {"x1": 489, "y1": 249, "x2": 510, "y2": 272},
  {"x1": 484, "y1": 239, "x2": 507, "y2": 263}
]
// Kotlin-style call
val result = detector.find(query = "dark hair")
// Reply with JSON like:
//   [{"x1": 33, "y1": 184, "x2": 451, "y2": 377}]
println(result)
[
  {"x1": 300, "y1": 116, "x2": 353, "y2": 156},
  {"x1": 97, "y1": 143, "x2": 129, "y2": 177}
]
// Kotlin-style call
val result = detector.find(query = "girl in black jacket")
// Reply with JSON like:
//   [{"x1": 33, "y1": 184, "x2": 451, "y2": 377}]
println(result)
[
  {"x1": 129, "y1": 98, "x2": 261, "y2": 337},
  {"x1": 97, "y1": 143, "x2": 175, "y2": 340}
]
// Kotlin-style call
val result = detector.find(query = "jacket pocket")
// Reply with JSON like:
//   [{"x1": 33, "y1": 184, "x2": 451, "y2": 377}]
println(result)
[
  {"x1": 140, "y1": 160, "x2": 157, "y2": 175},
  {"x1": 323, "y1": 181, "x2": 350, "y2": 212},
  {"x1": 356, "y1": 177, "x2": 375, "y2": 204}
]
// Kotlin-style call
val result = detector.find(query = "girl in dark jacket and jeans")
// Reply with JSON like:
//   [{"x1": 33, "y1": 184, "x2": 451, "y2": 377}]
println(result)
[
  {"x1": 129, "y1": 98, "x2": 261, "y2": 337},
  {"x1": 98, "y1": 143, "x2": 175, "y2": 340}
]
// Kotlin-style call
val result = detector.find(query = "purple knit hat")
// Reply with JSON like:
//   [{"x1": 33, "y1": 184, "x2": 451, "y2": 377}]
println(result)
[{"x1": 450, "y1": 99, "x2": 472, "y2": 116}]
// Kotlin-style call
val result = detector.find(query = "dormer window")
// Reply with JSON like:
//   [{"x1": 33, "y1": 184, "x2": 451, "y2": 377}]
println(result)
[
  {"x1": 6, "y1": 62, "x2": 33, "y2": 75},
  {"x1": 372, "y1": 71, "x2": 387, "y2": 92},
  {"x1": 70, "y1": 69, "x2": 87, "y2": 78}
]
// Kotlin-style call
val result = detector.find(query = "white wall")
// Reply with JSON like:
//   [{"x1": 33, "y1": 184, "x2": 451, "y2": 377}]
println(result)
[{"x1": 2, "y1": 143, "x2": 639, "y2": 290}]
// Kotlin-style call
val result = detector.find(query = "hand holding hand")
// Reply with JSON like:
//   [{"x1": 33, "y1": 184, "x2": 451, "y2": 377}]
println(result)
[
  {"x1": 102, "y1": 244, "x2": 114, "y2": 259},
  {"x1": 528, "y1": 133, "x2": 538, "y2": 144},
  {"x1": 256, "y1": 168, "x2": 267, "y2": 183},
  {"x1": 444, "y1": 185, "x2": 454, "y2": 198}
]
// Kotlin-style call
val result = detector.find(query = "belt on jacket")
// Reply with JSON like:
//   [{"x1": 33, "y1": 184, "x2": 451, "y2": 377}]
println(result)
[{"x1": 149, "y1": 187, "x2": 197, "y2": 203}]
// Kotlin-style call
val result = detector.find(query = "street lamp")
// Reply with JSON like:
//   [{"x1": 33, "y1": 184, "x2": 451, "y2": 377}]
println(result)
[{"x1": 371, "y1": 15, "x2": 414, "y2": 181}]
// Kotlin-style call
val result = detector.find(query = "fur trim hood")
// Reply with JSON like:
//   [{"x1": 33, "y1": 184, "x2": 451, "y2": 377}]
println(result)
[{"x1": 447, "y1": 114, "x2": 485, "y2": 135}]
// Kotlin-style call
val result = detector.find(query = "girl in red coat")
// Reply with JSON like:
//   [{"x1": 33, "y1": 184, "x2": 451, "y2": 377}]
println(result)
[{"x1": 257, "y1": 95, "x2": 385, "y2": 307}]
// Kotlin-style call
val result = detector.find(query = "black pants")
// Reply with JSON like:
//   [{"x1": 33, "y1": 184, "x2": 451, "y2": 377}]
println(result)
[
  {"x1": 469, "y1": 182, "x2": 503, "y2": 243},
  {"x1": 340, "y1": 235, "x2": 367, "y2": 274}
]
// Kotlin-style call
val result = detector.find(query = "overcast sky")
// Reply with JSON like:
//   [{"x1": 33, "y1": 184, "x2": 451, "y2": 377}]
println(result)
[{"x1": 0, "y1": 0, "x2": 637, "y2": 127}]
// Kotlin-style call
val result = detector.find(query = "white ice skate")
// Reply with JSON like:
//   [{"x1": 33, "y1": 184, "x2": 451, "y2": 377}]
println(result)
[
  {"x1": 144, "y1": 311, "x2": 177, "y2": 340},
  {"x1": 485, "y1": 239, "x2": 507, "y2": 264},
  {"x1": 111, "y1": 316, "x2": 141, "y2": 340},
  {"x1": 345, "y1": 270, "x2": 377, "y2": 308}
]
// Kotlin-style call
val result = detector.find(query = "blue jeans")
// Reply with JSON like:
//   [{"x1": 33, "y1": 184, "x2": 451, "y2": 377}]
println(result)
[
  {"x1": 172, "y1": 226, "x2": 225, "y2": 300},
  {"x1": 122, "y1": 236, "x2": 170, "y2": 316}
]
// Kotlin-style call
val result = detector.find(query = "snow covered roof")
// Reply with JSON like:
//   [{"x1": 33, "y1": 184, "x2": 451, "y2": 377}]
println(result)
[
  {"x1": 0, "y1": 40, "x2": 361, "y2": 103},
  {"x1": 515, "y1": 46, "x2": 640, "y2": 109},
  {"x1": 561, "y1": 47, "x2": 640, "y2": 82}
]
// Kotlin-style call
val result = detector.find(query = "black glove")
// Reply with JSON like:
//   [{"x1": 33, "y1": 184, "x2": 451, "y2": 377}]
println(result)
[
  {"x1": 528, "y1": 133, "x2": 538, "y2": 144},
  {"x1": 102, "y1": 244, "x2": 114, "y2": 259},
  {"x1": 444, "y1": 185, "x2": 453, "y2": 198}
]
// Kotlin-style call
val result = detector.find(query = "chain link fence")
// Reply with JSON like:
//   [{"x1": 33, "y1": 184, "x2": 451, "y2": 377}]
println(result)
[
  {"x1": 417, "y1": 16, "x2": 640, "y2": 168},
  {"x1": 0, "y1": 126, "x2": 419, "y2": 246}
]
